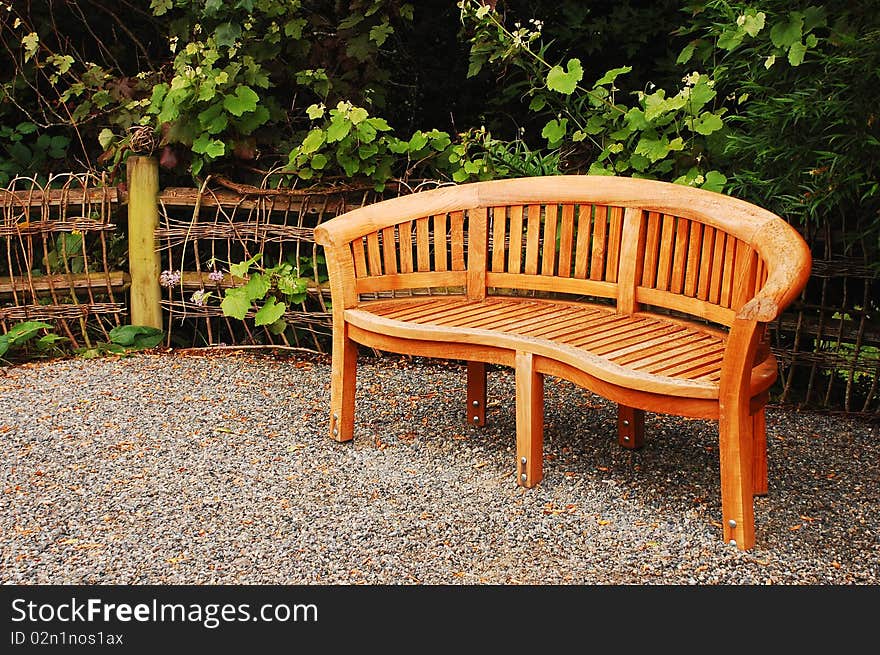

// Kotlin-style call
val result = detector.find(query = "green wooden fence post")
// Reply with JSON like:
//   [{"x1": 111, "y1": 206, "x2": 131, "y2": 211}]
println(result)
[{"x1": 126, "y1": 155, "x2": 163, "y2": 329}]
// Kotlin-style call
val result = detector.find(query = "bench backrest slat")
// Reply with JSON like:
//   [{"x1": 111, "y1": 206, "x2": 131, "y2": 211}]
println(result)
[
  {"x1": 632, "y1": 209, "x2": 766, "y2": 325},
  {"x1": 433, "y1": 213, "x2": 447, "y2": 272},
  {"x1": 573, "y1": 204, "x2": 592, "y2": 279},
  {"x1": 399, "y1": 221, "x2": 414, "y2": 273},
  {"x1": 541, "y1": 204, "x2": 558, "y2": 276},
  {"x1": 557, "y1": 204, "x2": 575, "y2": 278},
  {"x1": 314, "y1": 176, "x2": 810, "y2": 329}
]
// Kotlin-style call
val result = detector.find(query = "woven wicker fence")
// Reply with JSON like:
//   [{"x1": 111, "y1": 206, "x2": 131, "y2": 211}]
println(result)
[{"x1": 1, "y1": 162, "x2": 877, "y2": 415}]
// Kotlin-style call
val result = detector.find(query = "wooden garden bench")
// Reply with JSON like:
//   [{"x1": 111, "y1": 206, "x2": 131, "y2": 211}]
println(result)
[{"x1": 314, "y1": 175, "x2": 811, "y2": 550}]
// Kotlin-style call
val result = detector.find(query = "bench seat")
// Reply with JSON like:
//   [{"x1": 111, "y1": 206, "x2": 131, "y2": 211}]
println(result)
[{"x1": 351, "y1": 296, "x2": 778, "y2": 402}]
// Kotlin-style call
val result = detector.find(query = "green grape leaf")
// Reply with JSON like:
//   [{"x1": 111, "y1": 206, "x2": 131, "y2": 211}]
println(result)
[
  {"x1": 408, "y1": 131, "x2": 428, "y2": 152},
  {"x1": 285, "y1": 18, "x2": 307, "y2": 39},
  {"x1": 369, "y1": 23, "x2": 394, "y2": 47},
  {"x1": 701, "y1": 171, "x2": 727, "y2": 193},
  {"x1": 717, "y1": 28, "x2": 745, "y2": 51},
  {"x1": 98, "y1": 129, "x2": 115, "y2": 150},
  {"x1": 108, "y1": 325, "x2": 162, "y2": 348},
  {"x1": 635, "y1": 136, "x2": 673, "y2": 162},
  {"x1": 788, "y1": 41, "x2": 807, "y2": 66},
  {"x1": 742, "y1": 11, "x2": 766, "y2": 37},
  {"x1": 326, "y1": 116, "x2": 352, "y2": 143},
  {"x1": 268, "y1": 318, "x2": 288, "y2": 335},
  {"x1": 192, "y1": 133, "x2": 226, "y2": 158},
  {"x1": 676, "y1": 42, "x2": 696, "y2": 65},
  {"x1": 367, "y1": 117, "x2": 392, "y2": 132},
  {"x1": 214, "y1": 22, "x2": 242, "y2": 48},
  {"x1": 198, "y1": 103, "x2": 228, "y2": 135},
  {"x1": 594, "y1": 66, "x2": 631, "y2": 88},
  {"x1": 541, "y1": 118, "x2": 568, "y2": 146},
  {"x1": 349, "y1": 107, "x2": 369, "y2": 125},
  {"x1": 770, "y1": 14, "x2": 804, "y2": 49},
  {"x1": 221, "y1": 288, "x2": 251, "y2": 320},
  {"x1": 223, "y1": 86, "x2": 259, "y2": 117},
  {"x1": 546, "y1": 58, "x2": 583, "y2": 95},
  {"x1": 243, "y1": 274, "x2": 270, "y2": 301},
  {"x1": 229, "y1": 254, "x2": 261, "y2": 278},
  {"x1": 254, "y1": 297, "x2": 286, "y2": 326},
  {"x1": 300, "y1": 129, "x2": 325, "y2": 155},
  {"x1": 692, "y1": 112, "x2": 724, "y2": 136}
]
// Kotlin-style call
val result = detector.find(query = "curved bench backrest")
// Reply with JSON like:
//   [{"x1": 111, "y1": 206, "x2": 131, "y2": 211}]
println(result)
[{"x1": 314, "y1": 176, "x2": 811, "y2": 328}]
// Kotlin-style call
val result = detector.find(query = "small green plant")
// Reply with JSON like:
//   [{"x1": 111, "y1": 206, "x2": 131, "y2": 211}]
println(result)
[
  {"x1": 218, "y1": 254, "x2": 312, "y2": 335},
  {"x1": 74, "y1": 325, "x2": 164, "y2": 359},
  {"x1": 0, "y1": 321, "x2": 66, "y2": 362},
  {"x1": 41, "y1": 232, "x2": 85, "y2": 275}
]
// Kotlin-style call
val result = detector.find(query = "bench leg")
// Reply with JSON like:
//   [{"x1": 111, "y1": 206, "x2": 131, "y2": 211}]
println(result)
[
  {"x1": 718, "y1": 401, "x2": 756, "y2": 550},
  {"x1": 467, "y1": 361, "x2": 487, "y2": 427},
  {"x1": 515, "y1": 351, "x2": 543, "y2": 488},
  {"x1": 752, "y1": 408, "x2": 768, "y2": 496},
  {"x1": 329, "y1": 323, "x2": 357, "y2": 442},
  {"x1": 617, "y1": 405, "x2": 645, "y2": 449}
]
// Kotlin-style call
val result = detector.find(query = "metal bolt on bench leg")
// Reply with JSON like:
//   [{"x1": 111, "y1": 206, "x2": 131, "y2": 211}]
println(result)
[
  {"x1": 521, "y1": 457, "x2": 527, "y2": 465},
  {"x1": 472, "y1": 400, "x2": 480, "y2": 407},
  {"x1": 332, "y1": 428, "x2": 339, "y2": 437},
  {"x1": 623, "y1": 420, "x2": 630, "y2": 427},
  {"x1": 623, "y1": 435, "x2": 631, "y2": 443},
  {"x1": 728, "y1": 519, "x2": 737, "y2": 528},
  {"x1": 472, "y1": 415, "x2": 480, "y2": 423},
  {"x1": 729, "y1": 540, "x2": 737, "y2": 547},
  {"x1": 520, "y1": 473, "x2": 527, "y2": 482}
]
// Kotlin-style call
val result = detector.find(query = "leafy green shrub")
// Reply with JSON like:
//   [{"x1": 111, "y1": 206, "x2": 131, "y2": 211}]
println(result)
[
  {"x1": 0, "y1": 321, "x2": 64, "y2": 361},
  {"x1": 457, "y1": 0, "x2": 728, "y2": 189},
  {"x1": 74, "y1": 325, "x2": 165, "y2": 358},
  {"x1": 677, "y1": 0, "x2": 880, "y2": 251}
]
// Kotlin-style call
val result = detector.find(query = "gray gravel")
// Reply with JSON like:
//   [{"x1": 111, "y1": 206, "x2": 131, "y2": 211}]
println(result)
[{"x1": 1, "y1": 350, "x2": 877, "y2": 585}]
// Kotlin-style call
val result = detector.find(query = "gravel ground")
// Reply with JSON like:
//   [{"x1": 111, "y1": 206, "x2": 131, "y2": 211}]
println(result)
[{"x1": 1, "y1": 349, "x2": 877, "y2": 585}]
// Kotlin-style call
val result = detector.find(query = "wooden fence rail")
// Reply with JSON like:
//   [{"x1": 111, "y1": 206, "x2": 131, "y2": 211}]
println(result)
[{"x1": 0, "y1": 159, "x2": 877, "y2": 414}]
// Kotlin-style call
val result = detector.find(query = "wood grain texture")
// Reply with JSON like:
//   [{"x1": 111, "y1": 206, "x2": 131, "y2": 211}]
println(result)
[
  {"x1": 618, "y1": 405, "x2": 645, "y2": 449},
  {"x1": 541, "y1": 204, "x2": 559, "y2": 277},
  {"x1": 516, "y1": 351, "x2": 544, "y2": 488},
  {"x1": 467, "y1": 361, "x2": 487, "y2": 426},
  {"x1": 557, "y1": 204, "x2": 575, "y2": 278}
]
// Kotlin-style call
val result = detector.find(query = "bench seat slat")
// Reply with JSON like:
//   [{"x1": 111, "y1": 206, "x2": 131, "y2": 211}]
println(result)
[
  {"x1": 556, "y1": 315, "x2": 639, "y2": 345},
  {"x1": 571, "y1": 319, "x2": 658, "y2": 349},
  {"x1": 384, "y1": 298, "x2": 491, "y2": 322},
  {"x1": 621, "y1": 333, "x2": 716, "y2": 369},
  {"x1": 593, "y1": 325, "x2": 690, "y2": 359},
  {"x1": 476, "y1": 307, "x2": 576, "y2": 334},
  {"x1": 437, "y1": 302, "x2": 540, "y2": 328},
  {"x1": 652, "y1": 346, "x2": 727, "y2": 377},
  {"x1": 530, "y1": 309, "x2": 619, "y2": 342},
  {"x1": 356, "y1": 297, "x2": 774, "y2": 399},
  {"x1": 521, "y1": 309, "x2": 606, "y2": 338}
]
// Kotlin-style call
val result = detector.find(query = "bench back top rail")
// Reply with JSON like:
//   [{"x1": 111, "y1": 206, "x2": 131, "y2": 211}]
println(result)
[{"x1": 314, "y1": 176, "x2": 811, "y2": 327}]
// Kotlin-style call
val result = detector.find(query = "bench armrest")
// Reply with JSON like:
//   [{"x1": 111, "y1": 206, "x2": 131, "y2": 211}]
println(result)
[{"x1": 736, "y1": 219, "x2": 812, "y2": 323}]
